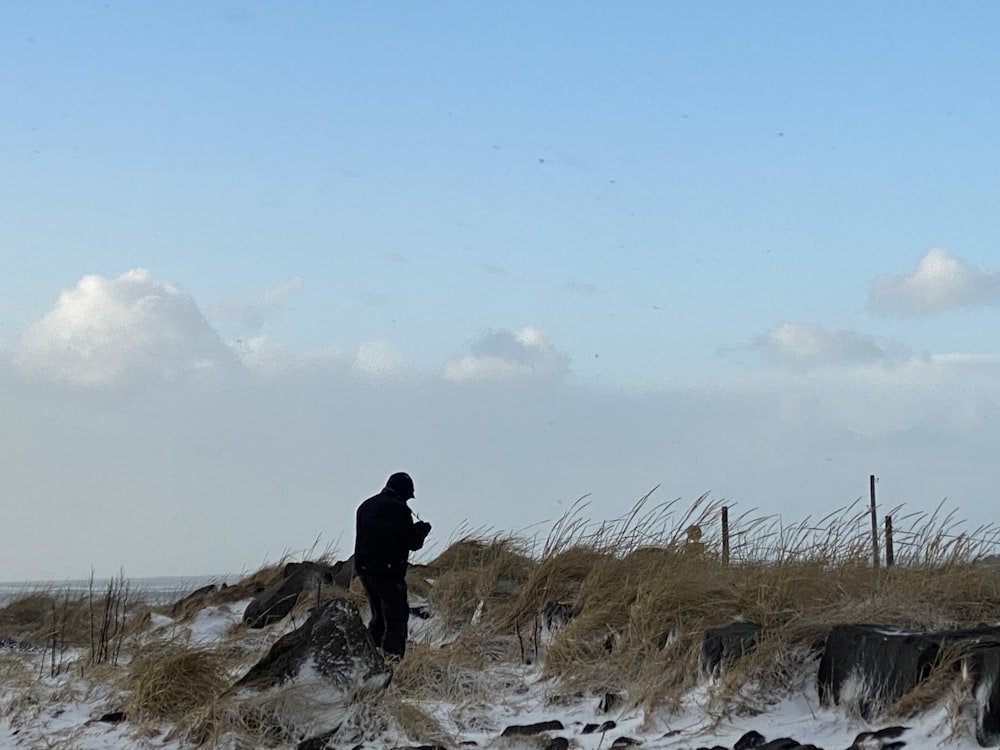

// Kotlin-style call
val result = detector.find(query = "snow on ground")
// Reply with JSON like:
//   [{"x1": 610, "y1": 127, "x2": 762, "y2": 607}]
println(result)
[{"x1": 0, "y1": 592, "x2": 988, "y2": 750}]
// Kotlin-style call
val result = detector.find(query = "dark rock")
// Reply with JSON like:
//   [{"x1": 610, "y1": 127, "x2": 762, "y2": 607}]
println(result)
[
  {"x1": 758, "y1": 739, "x2": 802, "y2": 750},
  {"x1": 0, "y1": 637, "x2": 31, "y2": 651},
  {"x1": 818, "y1": 624, "x2": 939, "y2": 719},
  {"x1": 844, "y1": 725, "x2": 908, "y2": 750},
  {"x1": 735, "y1": 730, "x2": 767, "y2": 750},
  {"x1": 330, "y1": 554, "x2": 355, "y2": 588},
  {"x1": 544, "y1": 739, "x2": 570, "y2": 750},
  {"x1": 961, "y1": 639, "x2": 1000, "y2": 746},
  {"x1": 700, "y1": 622, "x2": 763, "y2": 679},
  {"x1": 583, "y1": 720, "x2": 617, "y2": 734},
  {"x1": 409, "y1": 605, "x2": 432, "y2": 620},
  {"x1": 169, "y1": 584, "x2": 217, "y2": 617},
  {"x1": 243, "y1": 560, "x2": 349, "y2": 629},
  {"x1": 295, "y1": 727, "x2": 340, "y2": 750},
  {"x1": 235, "y1": 597, "x2": 389, "y2": 692},
  {"x1": 542, "y1": 601, "x2": 578, "y2": 632},
  {"x1": 815, "y1": 623, "x2": 1000, "y2": 721},
  {"x1": 232, "y1": 598, "x2": 389, "y2": 741},
  {"x1": 500, "y1": 720, "x2": 564, "y2": 737},
  {"x1": 610, "y1": 738, "x2": 642, "y2": 748},
  {"x1": 599, "y1": 691, "x2": 624, "y2": 713},
  {"x1": 97, "y1": 711, "x2": 126, "y2": 723}
]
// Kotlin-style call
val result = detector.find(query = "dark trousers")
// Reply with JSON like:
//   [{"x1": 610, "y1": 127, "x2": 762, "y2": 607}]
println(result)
[{"x1": 359, "y1": 572, "x2": 409, "y2": 657}]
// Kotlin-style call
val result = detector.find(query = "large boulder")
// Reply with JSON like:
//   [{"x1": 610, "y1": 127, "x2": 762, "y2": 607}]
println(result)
[
  {"x1": 817, "y1": 622, "x2": 1000, "y2": 735},
  {"x1": 817, "y1": 624, "x2": 940, "y2": 720},
  {"x1": 700, "y1": 622, "x2": 763, "y2": 680},
  {"x1": 243, "y1": 558, "x2": 353, "y2": 629},
  {"x1": 229, "y1": 597, "x2": 391, "y2": 745},
  {"x1": 235, "y1": 597, "x2": 389, "y2": 692},
  {"x1": 951, "y1": 633, "x2": 1000, "y2": 747}
]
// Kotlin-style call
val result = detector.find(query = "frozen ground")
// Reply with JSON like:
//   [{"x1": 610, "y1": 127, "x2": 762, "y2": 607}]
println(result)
[{"x1": 0, "y1": 586, "x2": 986, "y2": 750}]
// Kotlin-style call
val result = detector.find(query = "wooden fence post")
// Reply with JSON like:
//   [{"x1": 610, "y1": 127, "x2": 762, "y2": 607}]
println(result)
[
  {"x1": 870, "y1": 475, "x2": 880, "y2": 570},
  {"x1": 721, "y1": 506, "x2": 730, "y2": 566},
  {"x1": 885, "y1": 515, "x2": 894, "y2": 568}
]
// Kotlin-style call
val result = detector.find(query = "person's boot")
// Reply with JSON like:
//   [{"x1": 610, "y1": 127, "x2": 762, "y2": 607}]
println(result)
[{"x1": 377, "y1": 647, "x2": 402, "y2": 666}]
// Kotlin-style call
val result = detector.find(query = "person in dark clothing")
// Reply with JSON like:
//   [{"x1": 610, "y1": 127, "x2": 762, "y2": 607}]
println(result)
[{"x1": 354, "y1": 472, "x2": 431, "y2": 659}]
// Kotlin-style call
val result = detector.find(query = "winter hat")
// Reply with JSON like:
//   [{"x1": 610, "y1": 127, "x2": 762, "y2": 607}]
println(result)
[{"x1": 386, "y1": 472, "x2": 415, "y2": 499}]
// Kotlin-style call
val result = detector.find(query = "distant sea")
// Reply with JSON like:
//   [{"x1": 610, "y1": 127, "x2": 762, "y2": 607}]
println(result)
[{"x1": 0, "y1": 575, "x2": 239, "y2": 606}]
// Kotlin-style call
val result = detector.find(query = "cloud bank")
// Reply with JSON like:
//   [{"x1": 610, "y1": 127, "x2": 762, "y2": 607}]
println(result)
[
  {"x1": 756, "y1": 322, "x2": 912, "y2": 368},
  {"x1": 443, "y1": 326, "x2": 570, "y2": 382},
  {"x1": 869, "y1": 248, "x2": 1000, "y2": 316},
  {"x1": 3, "y1": 268, "x2": 999, "y2": 581}
]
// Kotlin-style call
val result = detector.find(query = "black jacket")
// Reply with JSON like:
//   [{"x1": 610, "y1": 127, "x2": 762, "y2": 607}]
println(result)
[{"x1": 354, "y1": 488, "x2": 429, "y2": 575}]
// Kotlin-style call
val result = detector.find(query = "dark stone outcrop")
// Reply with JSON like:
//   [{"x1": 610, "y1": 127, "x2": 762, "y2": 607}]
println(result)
[
  {"x1": 845, "y1": 726, "x2": 908, "y2": 750},
  {"x1": 294, "y1": 728, "x2": 340, "y2": 750},
  {"x1": 695, "y1": 726, "x2": 906, "y2": 750},
  {"x1": 735, "y1": 730, "x2": 766, "y2": 750},
  {"x1": 758, "y1": 740, "x2": 803, "y2": 750},
  {"x1": 500, "y1": 720, "x2": 564, "y2": 737},
  {"x1": 582, "y1": 720, "x2": 617, "y2": 734},
  {"x1": 233, "y1": 597, "x2": 389, "y2": 748},
  {"x1": 818, "y1": 623, "x2": 1000, "y2": 730},
  {"x1": 542, "y1": 601, "x2": 579, "y2": 633},
  {"x1": 817, "y1": 624, "x2": 939, "y2": 720},
  {"x1": 599, "y1": 691, "x2": 624, "y2": 713},
  {"x1": 0, "y1": 637, "x2": 31, "y2": 650},
  {"x1": 700, "y1": 622, "x2": 764, "y2": 679},
  {"x1": 242, "y1": 558, "x2": 354, "y2": 629},
  {"x1": 609, "y1": 737, "x2": 642, "y2": 747},
  {"x1": 235, "y1": 597, "x2": 388, "y2": 692},
  {"x1": 954, "y1": 635, "x2": 1000, "y2": 747},
  {"x1": 169, "y1": 584, "x2": 217, "y2": 617}
]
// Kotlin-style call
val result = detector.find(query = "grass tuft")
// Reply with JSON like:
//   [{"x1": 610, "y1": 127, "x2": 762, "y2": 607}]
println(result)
[{"x1": 128, "y1": 648, "x2": 227, "y2": 722}]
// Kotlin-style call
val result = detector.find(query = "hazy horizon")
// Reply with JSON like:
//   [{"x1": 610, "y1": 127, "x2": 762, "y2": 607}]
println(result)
[{"x1": 2, "y1": 3, "x2": 998, "y2": 580}]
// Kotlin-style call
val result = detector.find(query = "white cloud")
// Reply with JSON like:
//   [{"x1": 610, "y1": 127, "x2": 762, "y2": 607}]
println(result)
[
  {"x1": 15, "y1": 269, "x2": 238, "y2": 385},
  {"x1": 869, "y1": 248, "x2": 1000, "y2": 316},
  {"x1": 353, "y1": 340, "x2": 407, "y2": 380},
  {"x1": 755, "y1": 322, "x2": 912, "y2": 368},
  {"x1": 230, "y1": 335, "x2": 344, "y2": 374},
  {"x1": 210, "y1": 276, "x2": 303, "y2": 333},
  {"x1": 442, "y1": 325, "x2": 570, "y2": 382},
  {"x1": 231, "y1": 336, "x2": 410, "y2": 382},
  {"x1": 3, "y1": 345, "x2": 999, "y2": 581}
]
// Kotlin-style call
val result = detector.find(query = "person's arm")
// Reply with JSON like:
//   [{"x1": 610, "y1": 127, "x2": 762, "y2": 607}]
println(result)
[
  {"x1": 386, "y1": 500, "x2": 429, "y2": 554},
  {"x1": 409, "y1": 518, "x2": 431, "y2": 551}
]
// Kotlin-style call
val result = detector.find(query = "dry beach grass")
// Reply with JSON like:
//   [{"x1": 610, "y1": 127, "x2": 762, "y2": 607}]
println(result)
[{"x1": 3, "y1": 495, "x2": 1000, "y2": 747}]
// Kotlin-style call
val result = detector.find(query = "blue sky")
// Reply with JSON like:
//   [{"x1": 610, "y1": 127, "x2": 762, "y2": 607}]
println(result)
[{"x1": 1, "y1": 3, "x2": 999, "y2": 579}]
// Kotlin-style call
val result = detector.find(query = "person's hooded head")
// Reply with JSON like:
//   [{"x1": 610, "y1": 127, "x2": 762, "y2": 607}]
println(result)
[{"x1": 385, "y1": 472, "x2": 415, "y2": 500}]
